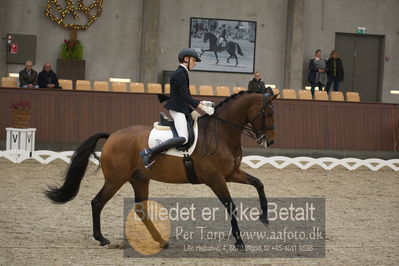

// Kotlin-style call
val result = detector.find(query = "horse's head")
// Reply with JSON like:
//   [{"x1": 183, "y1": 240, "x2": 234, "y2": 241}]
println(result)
[{"x1": 247, "y1": 93, "x2": 278, "y2": 147}]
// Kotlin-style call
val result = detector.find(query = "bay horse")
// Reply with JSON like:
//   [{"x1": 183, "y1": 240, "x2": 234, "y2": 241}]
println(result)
[
  {"x1": 45, "y1": 91, "x2": 277, "y2": 250},
  {"x1": 199, "y1": 31, "x2": 243, "y2": 66}
]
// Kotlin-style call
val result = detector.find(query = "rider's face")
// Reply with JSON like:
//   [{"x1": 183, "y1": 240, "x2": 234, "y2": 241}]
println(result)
[{"x1": 187, "y1": 57, "x2": 197, "y2": 70}]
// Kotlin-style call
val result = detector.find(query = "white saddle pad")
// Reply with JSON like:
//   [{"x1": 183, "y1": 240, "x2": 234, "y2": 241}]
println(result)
[{"x1": 148, "y1": 118, "x2": 199, "y2": 157}]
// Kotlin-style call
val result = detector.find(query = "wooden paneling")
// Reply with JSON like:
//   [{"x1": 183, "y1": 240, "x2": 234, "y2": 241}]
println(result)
[
  {"x1": 1, "y1": 88, "x2": 398, "y2": 151},
  {"x1": 394, "y1": 105, "x2": 399, "y2": 152}
]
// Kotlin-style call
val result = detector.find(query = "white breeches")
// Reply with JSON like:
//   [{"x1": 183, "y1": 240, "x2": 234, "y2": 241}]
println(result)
[{"x1": 169, "y1": 110, "x2": 188, "y2": 144}]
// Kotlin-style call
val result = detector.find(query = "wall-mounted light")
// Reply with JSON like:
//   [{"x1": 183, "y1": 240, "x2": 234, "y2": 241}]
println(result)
[
  {"x1": 305, "y1": 86, "x2": 320, "y2": 91},
  {"x1": 109, "y1": 78, "x2": 131, "y2": 83},
  {"x1": 390, "y1": 90, "x2": 399, "y2": 95}
]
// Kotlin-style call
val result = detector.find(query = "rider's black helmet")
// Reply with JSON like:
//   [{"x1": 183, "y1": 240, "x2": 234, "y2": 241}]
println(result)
[{"x1": 178, "y1": 48, "x2": 201, "y2": 63}]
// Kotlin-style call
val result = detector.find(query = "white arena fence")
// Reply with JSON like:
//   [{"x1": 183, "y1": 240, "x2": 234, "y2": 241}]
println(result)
[{"x1": 0, "y1": 150, "x2": 398, "y2": 171}]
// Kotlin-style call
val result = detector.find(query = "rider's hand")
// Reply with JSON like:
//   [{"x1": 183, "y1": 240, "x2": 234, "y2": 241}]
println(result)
[
  {"x1": 200, "y1": 101, "x2": 215, "y2": 107},
  {"x1": 198, "y1": 103, "x2": 215, "y2": 116}
]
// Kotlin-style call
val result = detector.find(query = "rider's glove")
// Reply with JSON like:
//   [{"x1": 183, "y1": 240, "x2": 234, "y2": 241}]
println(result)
[
  {"x1": 199, "y1": 104, "x2": 215, "y2": 116},
  {"x1": 201, "y1": 101, "x2": 215, "y2": 107}
]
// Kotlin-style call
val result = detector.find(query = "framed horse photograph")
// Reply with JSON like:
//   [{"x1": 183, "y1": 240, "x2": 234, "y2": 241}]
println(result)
[{"x1": 189, "y1": 17, "x2": 257, "y2": 74}]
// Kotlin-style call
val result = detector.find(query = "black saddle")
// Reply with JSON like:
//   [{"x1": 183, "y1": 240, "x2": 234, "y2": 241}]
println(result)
[{"x1": 158, "y1": 112, "x2": 195, "y2": 151}]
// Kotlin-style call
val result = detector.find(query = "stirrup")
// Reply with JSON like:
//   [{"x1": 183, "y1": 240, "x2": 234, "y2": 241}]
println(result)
[
  {"x1": 145, "y1": 160, "x2": 156, "y2": 169},
  {"x1": 140, "y1": 149, "x2": 155, "y2": 169}
]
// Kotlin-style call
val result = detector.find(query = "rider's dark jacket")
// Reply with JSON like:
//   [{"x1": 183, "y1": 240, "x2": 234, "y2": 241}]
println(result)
[
  {"x1": 164, "y1": 65, "x2": 200, "y2": 116},
  {"x1": 219, "y1": 29, "x2": 226, "y2": 39}
]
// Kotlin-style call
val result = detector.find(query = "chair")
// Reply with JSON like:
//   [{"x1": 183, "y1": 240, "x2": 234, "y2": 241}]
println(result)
[
  {"x1": 59, "y1": 79, "x2": 73, "y2": 90},
  {"x1": 147, "y1": 83, "x2": 162, "y2": 94},
  {"x1": 189, "y1": 84, "x2": 197, "y2": 95},
  {"x1": 330, "y1": 91, "x2": 344, "y2": 101},
  {"x1": 75, "y1": 80, "x2": 91, "y2": 91},
  {"x1": 164, "y1": 84, "x2": 170, "y2": 94},
  {"x1": 216, "y1": 86, "x2": 230, "y2": 97},
  {"x1": 272, "y1": 88, "x2": 280, "y2": 97},
  {"x1": 130, "y1": 82, "x2": 145, "y2": 93},
  {"x1": 298, "y1": 90, "x2": 312, "y2": 100},
  {"x1": 346, "y1": 92, "x2": 360, "y2": 102},
  {"x1": 199, "y1": 85, "x2": 214, "y2": 96},
  {"x1": 1, "y1": 77, "x2": 18, "y2": 87},
  {"x1": 282, "y1": 89, "x2": 297, "y2": 99},
  {"x1": 93, "y1": 81, "x2": 109, "y2": 91},
  {"x1": 112, "y1": 82, "x2": 127, "y2": 92},
  {"x1": 314, "y1": 91, "x2": 328, "y2": 101},
  {"x1": 233, "y1": 87, "x2": 246, "y2": 94}
]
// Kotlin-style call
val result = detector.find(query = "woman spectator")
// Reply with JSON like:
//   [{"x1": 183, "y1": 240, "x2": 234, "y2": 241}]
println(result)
[
  {"x1": 326, "y1": 50, "x2": 344, "y2": 92},
  {"x1": 307, "y1": 49, "x2": 328, "y2": 96}
]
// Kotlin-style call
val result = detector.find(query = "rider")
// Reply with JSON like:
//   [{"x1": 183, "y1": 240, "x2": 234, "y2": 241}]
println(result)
[
  {"x1": 217, "y1": 24, "x2": 227, "y2": 48},
  {"x1": 140, "y1": 48, "x2": 214, "y2": 168}
]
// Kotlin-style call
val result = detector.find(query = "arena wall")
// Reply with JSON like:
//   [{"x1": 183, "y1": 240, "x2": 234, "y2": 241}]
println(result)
[{"x1": 1, "y1": 0, "x2": 398, "y2": 103}]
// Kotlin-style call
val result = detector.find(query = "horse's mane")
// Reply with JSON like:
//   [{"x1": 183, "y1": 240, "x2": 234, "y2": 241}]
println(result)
[
  {"x1": 214, "y1": 90, "x2": 259, "y2": 111},
  {"x1": 200, "y1": 90, "x2": 260, "y2": 119}
]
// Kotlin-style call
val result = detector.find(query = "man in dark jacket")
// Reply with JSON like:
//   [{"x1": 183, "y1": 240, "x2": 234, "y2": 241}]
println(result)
[
  {"x1": 326, "y1": 50, "x2": 344, "y2": 92},
  {"x1": 38, "y1": 62, "x2": 60, "y2": 88},
  {"x1": 19, "y1": 60, "x2": 39, "y2": 88},
  {"x1": 248, "y1": 72, "x2": 274, "y2": 95}
]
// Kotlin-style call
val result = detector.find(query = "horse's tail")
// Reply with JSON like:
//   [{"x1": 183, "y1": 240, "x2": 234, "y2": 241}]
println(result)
[
  {"x1": 45, "y1": 133, "x2": 110, "y2": 203},
  {"x1": 236, "y1": 43, "x2": 243, "y2": 56}
]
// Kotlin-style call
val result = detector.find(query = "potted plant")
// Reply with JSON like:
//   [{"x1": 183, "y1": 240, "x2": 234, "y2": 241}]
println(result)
[
  {"x1": 56, "y1": 38, "x2": 86, "y2": 89},
  {"x1": 10, "y1": 101, "x2": 31, "y2": 128},
  {"x1": 61, "y1": 39, "x2": 83, "y2": 59}
]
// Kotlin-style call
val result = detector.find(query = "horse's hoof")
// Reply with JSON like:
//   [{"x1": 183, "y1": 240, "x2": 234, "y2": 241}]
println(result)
[
  {"x1": 235, "y1": 240, "x2": 245, "y2": 251},
  {"x1": 100, "y1": 238, "x2": 110, "y2": 246},
  {"x1": 260, "y1": 213, "x2": 269, "y2": 225},
  {"x1": 159, "y1": 240, "x2": 169, "y2": 249},
  {"x1": 94, "y1": 234, "x2": 110, "y2": 246}
]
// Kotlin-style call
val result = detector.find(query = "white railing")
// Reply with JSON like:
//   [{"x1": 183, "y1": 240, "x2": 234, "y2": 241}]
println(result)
[
  {"x1": 0, "y1": 150, "x2": 398, "y2": 171},
  {"x1": 242, "y1": 155, "x2": 399, "y2": 171}
]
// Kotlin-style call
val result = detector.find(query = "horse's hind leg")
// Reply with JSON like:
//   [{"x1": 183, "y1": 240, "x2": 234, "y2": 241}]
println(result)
[
  {"x1": 207, "y1": 179, "x2": 245, "y2": 250},
  {"x1": 227, "y1": 169, "x2": 269, "y2": 224},
  {"x1": 214, "y1": 51, "x2": 219, "y2": 64},
  {"x1": 91, "y1": 178, "x2": 125, "y2": 245},
  {"x1": 129, "y1": 176, "x2": 169, "y2": 249}
]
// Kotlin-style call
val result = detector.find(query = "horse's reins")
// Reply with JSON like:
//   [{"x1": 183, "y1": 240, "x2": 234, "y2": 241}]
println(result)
[{"x1": 210, "y1": 94, "x2": 275, "y2": 143}]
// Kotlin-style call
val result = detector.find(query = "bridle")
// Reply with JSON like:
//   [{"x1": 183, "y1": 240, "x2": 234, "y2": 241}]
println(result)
[{"x1": 211, "y1": 94, "x2": 275, "y2": 144}]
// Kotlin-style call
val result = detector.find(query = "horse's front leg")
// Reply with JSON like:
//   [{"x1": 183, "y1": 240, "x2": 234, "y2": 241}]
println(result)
[
  {"x1": 200, "y1": 49, "x2": 211, "y2": 57},
  {"x1": 227, "y1": 169, "x2": 269, "y2": 224},
  {"x1": 207, "y1": 180, "x2": 245, "y2": 250}
]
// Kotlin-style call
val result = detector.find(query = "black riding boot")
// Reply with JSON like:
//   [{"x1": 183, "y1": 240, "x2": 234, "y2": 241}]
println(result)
[{"x1": 140, "y1": 137, "x2": 186, "y2": 168}]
